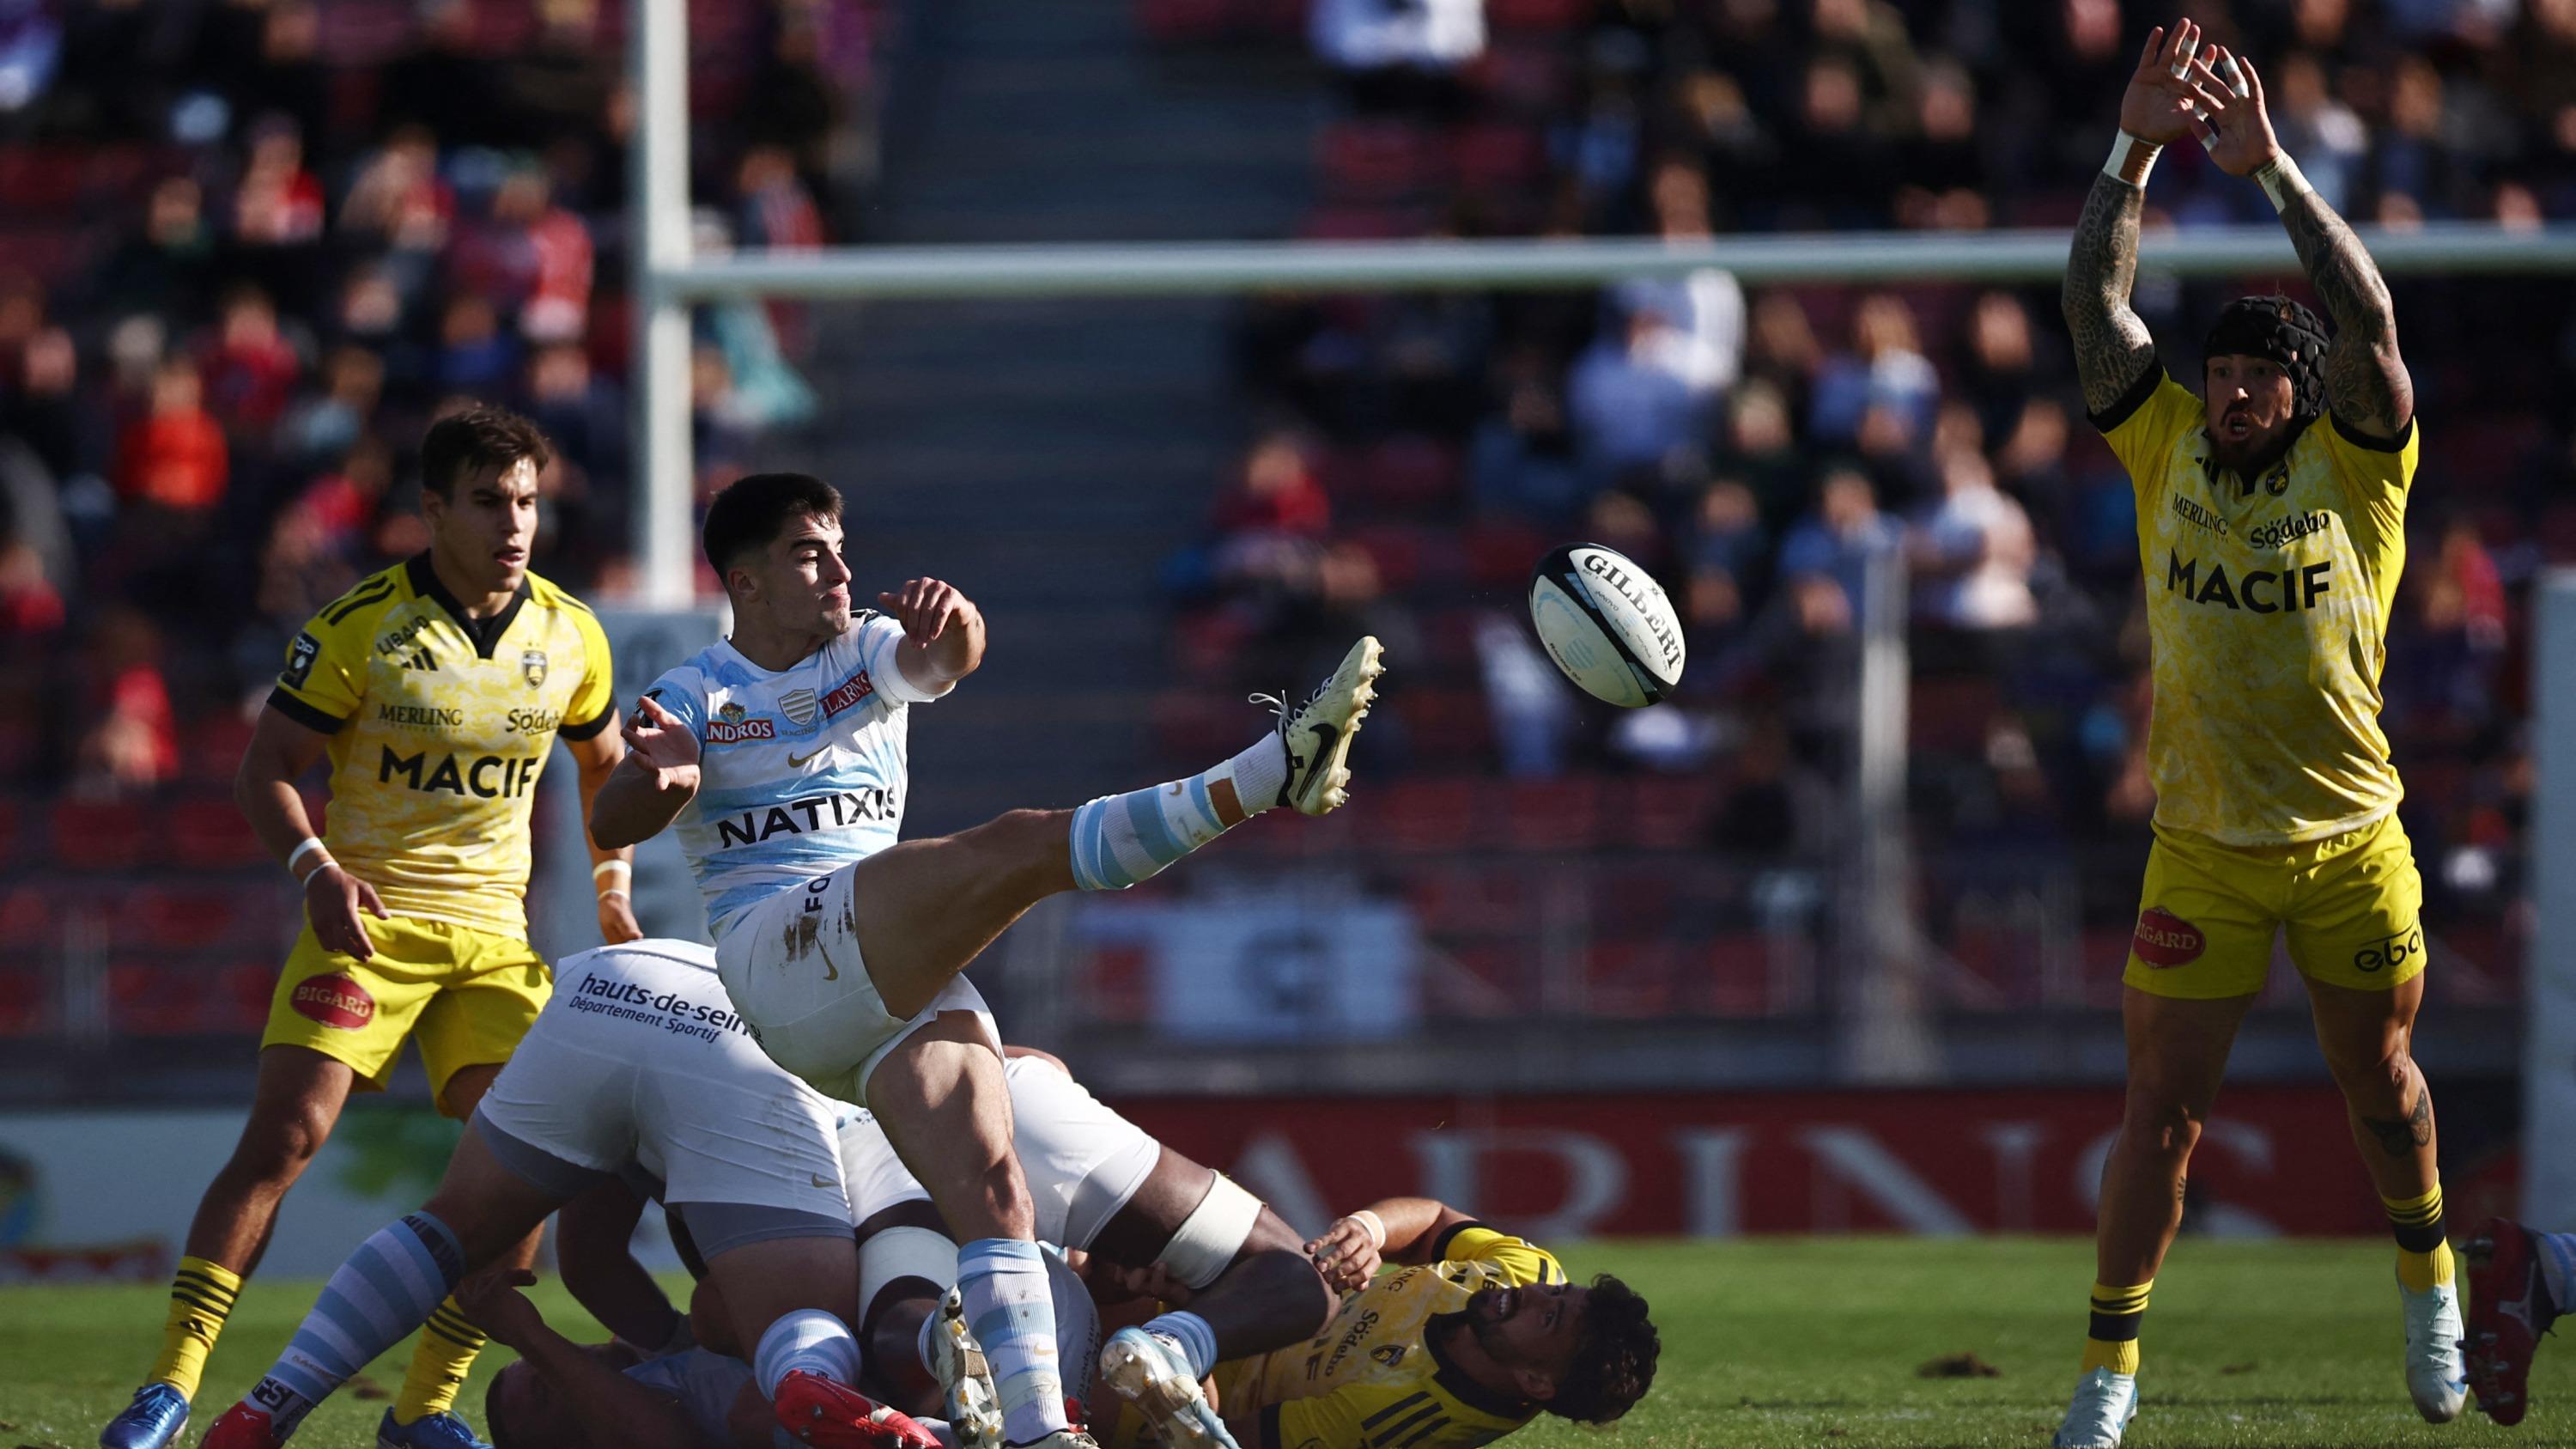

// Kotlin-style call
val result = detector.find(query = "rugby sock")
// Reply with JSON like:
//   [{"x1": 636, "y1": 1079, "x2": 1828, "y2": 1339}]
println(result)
[
  {"x1": 148, "y1": 1254, "x2": 241, "y2": 1400},
  {"x1": 2537, "y1": 1231, "x2": 2576, "y2": 1314},
  {"x1": 753, "y1": 1308, "x2": 864, "y2": 1397},
  {"x1": 244, "y1": 1213, "x2": 465, "y2": 1436},
  {"x1": 390, "y1": 1294, "x2": 487, "y2": 1424},
  {"x1": 2385, "y1": 1185, "x2": 2454, "y2": 1292},
  {"x1": 1066, "y1": 737, "x2": 1283, "y2": 892},
  {"x1": 1142, "y1": 1309, "x2": 1219, "y2": 1380},
  {"x1": 2081, "y1": 1280, "x2": 2151, "y2": 1377},
  {"x1": 957, "y1": 1238, "x2": 1071, "y2": 1443}
]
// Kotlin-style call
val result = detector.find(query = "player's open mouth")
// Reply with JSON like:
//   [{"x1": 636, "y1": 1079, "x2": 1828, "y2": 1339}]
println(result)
[
  {"x1": 2222, "y1": 413, "x2": 2254, "y2": 439},
  {"x1": 496, "y1": 548, "x2": 527, "y2": 567},
  {"x1": 1485, "y1": 1288, "x2": 1522, "y2": 1322}
]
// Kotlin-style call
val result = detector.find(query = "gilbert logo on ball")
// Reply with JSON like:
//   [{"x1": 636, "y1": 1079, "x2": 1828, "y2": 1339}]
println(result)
[
  {"x1": 2131, "y1": 908, "x2": 2206, "y2": 968},
  {"x1": 1527, "y1": 543, "x2": 1686, "y2": 708}
]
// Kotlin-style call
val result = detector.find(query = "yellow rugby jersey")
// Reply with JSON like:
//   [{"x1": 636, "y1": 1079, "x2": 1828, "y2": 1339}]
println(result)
[
  {"x1": 266, "y1": 556, "x2": 615, "y2": 939},
  {"x1": 2097, "y1": 362, "x2": 2417, "y2": 845},
  {"x1": 1219, "y1": 1223, "x2": 1567, "y2": 1449}
]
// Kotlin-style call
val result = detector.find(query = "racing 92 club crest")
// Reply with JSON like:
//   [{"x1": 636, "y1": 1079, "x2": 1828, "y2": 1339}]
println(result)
[
  {"x1": 521, "y1": 648, "x2": 549, "y2": 688},
  {"x1": 780, "y1": 687, "x2": 820, "y2": 728}
]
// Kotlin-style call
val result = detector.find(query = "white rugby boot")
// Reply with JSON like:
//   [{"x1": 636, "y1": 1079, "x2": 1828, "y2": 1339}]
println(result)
[
  {"x1": 2400, "y1": 1270, "x2": 2470, "y2": 1422},
  {"x1": 1261, "y1": 636, "x2": 1382, "y2": 816},
  {"x1": 1101, "y1": 1326, "x2": 1237, "y2": 1449},
  {"x1": 2052, "y1": 1367, "x2": 2137, "y2": 1449},
  {"x1": 927, "y1": 1287, "x2": 1005, "y2": 1449}
]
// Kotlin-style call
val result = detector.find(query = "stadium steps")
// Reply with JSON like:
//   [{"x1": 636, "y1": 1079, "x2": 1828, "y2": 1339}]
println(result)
[{"x1": 757, "y1": 0, "x2": 1317, "y2": 835}]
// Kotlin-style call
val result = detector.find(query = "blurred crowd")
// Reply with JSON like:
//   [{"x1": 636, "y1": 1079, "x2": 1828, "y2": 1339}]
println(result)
[
  {"x1": 1161, "y1": 0, "x2": 2576, "y2": 959},
  {"x1": 0, "y1": 0, "x2": 878, "y2": 797}
]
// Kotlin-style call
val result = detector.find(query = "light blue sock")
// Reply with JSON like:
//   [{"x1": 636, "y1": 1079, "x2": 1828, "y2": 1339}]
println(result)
[
  {"x1": 2540, "y1": 1231, "x2": 2576, "y2": 1314},
  {"x1": 1142, "y1": 1310, "x2": 1218, "y2": 1380},
  {"x1": 957, "y1": 1239, "x2": 1068, "y2": 1443},
  {"x1": 248, "y1": 1213, "x2": 466, "y2": 1434},
  {"x1": 753, "y1": 1308, "x2": 861, "y2": 1398},
  {"x1": 1067, "y1": 738, "x2": 1285, "y2": 892}
]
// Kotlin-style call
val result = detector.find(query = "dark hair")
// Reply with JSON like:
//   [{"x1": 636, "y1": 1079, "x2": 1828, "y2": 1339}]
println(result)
[
  {"x1": 2202, "y1": 294, "x2": 2330, "y2": 421},
  {"x1": 420, "y1": 405, "x2": 550, "y2": 499},
  {"x1": 702, "y1": 472, "x2": 843, "y2": 577},
  {"x1": 1549, "y1": 1275, "x2": 1659, "y2": 1425}
]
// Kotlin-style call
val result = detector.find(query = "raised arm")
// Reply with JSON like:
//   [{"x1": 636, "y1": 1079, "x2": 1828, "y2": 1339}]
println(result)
[
  {"x1": 2064, "y1": 20, "x2": 2234, "y2": 415},
  {"x1": 2195, "y1": 46, "x2": 2412, "y2": 439},
  {"x1": 591, "y1": 692, "x2": 700, "y2": 850}
]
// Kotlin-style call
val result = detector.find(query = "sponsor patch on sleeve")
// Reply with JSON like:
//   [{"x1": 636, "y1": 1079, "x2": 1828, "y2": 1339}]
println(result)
[
  {"x1": 283, "y1": 631, "x2": 321, "y2": 690},
  {"x1": 2131, "y1": 907, "x2": 2206, "y2": 967}
]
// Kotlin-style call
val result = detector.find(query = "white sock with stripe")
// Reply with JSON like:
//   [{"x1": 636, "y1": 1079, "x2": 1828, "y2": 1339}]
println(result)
[
  {"x1": 957, "y1": 1239, "x2": 1068, "y2": 1444},
  {"x1": 244, "y1": 1213, "x2": 467, "y2": 1435},
  {"x1": 753, "y1": 1308, "x2": 862, "y2": 1397},
  {"x1": 2540, "y1": 1231, "x2": 2576, "y2": 1313},
  {"x1": 1067, "y1": 735, "x2": 1285, "y2": 892}
]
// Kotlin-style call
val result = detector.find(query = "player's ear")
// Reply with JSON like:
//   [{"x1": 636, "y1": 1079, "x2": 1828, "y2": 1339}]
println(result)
[{"x1": 1511, "y1": 1364, "x2": 1558, "y2": 1403}]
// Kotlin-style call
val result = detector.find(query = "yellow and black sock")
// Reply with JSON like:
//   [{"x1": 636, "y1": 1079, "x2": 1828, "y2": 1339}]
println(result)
[
  {"x1": 149, "y1": 1255, "x2": 242, "y2": 1402},
  {"x1": 2081, "y1": 1280, "x2": 2152, "y2": 1377},
  {"x1": 392, "y1": 1295, "x2": 489, "y2": 1425},
  {"x1": 2385, "y1": 1184, "x2": 2454, "y2": 1293}
]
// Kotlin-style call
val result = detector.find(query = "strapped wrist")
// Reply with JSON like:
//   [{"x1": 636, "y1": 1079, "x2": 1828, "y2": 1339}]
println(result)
[
  {"x1": 2254, "y1": 151, "x2": 2312, "y2": 212},
  {"x1": 2105, "y1": 130, "x2": 2160, "y2": 188}
]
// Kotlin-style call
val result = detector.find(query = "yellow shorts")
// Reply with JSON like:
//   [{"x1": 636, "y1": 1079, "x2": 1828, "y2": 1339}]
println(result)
[
  {"x1": 2123, "y1": 810, "x2": 2427, "y2": 1000},
  {"x1": 261, "y1": 915, "x2": 551, "y2": 1113}
]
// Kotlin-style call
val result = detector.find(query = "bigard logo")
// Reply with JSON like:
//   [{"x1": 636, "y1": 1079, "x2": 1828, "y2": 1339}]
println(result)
[
  {"x1": 290, "y1": 972, "x2": 376, "y2": 1029},
  {"x1": 2131, "y1": 907, "x2": 2205, "y2": 967}
]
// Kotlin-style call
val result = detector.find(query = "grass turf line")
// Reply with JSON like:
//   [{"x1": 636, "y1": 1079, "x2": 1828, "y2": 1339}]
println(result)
[{"x1": 3, "y1": 1239, "x2": 2570, "y2": 1447}]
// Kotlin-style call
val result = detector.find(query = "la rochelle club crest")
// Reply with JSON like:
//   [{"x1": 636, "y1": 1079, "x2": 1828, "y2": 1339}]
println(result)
[{"x1": 522, "y1": 648, "x2": 549, "y2": 687}]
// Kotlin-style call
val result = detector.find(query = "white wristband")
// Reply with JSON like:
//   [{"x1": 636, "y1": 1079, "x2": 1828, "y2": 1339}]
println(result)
[
  {"x1": 593, "y1": 859, "x2": 632, "y2": 881},
  {"x1": 2104, "y1": 130, "x2": 2159, "y2": 187},
  {"x1": 2254, "y1": 152, "x2": 2312, "y2": 213},
  {"x1": 287, "y1": 837, "x2": 331, "y2": 881},
  {"x1": 1349, "y1": 1210, "x2": 1387, "y2": 1251}
]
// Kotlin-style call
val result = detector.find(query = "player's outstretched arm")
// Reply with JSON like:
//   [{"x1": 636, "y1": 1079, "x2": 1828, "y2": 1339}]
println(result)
[
  {"x1": 592, "y1": 693, "x2": 702, "y2": 850},
  {"x1": 237, "y1": 705, "x2": 390, "y2": 960},
  {"x1": 457, "y1": 1269, "x2": 705, "y2": 1449},
  {"x1": 556, "y1": 1178, "x2": 689, "y2": 1353},
  {"x1": 880, "y1": 575, "x2": 985, "y2": 695},
  {"x1": 2064, "y1": 19, "x2": 2233, "y2": 416},
  {"x1": 566, "y1": 724, "x2": 643, "y2": 943},
  {"x1": 1306, "y1": 1197, "x2": 1473, "y2": 1290},
  {"x1": 2195, "y1": 45, "x2": 2413, "y2": 439}
]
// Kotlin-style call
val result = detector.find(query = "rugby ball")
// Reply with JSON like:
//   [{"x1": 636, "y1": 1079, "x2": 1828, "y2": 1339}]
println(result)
[{"x1": 1527, "y1": 543, "x2": 1686, "y2": 708}]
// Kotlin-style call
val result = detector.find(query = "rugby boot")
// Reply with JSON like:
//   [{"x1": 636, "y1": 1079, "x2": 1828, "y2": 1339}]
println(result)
[
  {"x1": 927, "y1": 1287, "x2": 1005, "y2": 1449},
  {"x1": 98, "y1": 1383, "x2": 189, "y2": 1449},
  {"x1": 2400, "y1": 1271, "x2": 2469, "y2": 1422},
  {"x1": 2051, "y1": 1367, "x2": 2136, "y2": 1449},
  {"x1": 1261, "y1": 636, "x2": 1382, "y2": 816},
  {"x1": 2464, "y1": 1216, "x2": 2562, "y2": 1426},
  {"x1": 375, "y1": 1408, "x2": 490, "y2": 1449},
  {"x1": 774, "y1": 1369, "x2": 942, "y2": 1449},
  {"x1": 192, "y1": 1403, "x2": 283, "y2": 1449},
  {"x1": 1100, "y1": 1327, "x2": 1236, "y2": 1449}
]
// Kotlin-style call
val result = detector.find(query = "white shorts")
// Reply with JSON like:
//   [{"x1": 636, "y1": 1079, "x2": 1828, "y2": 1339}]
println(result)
[
  {"x1": 714, "y1": 866, "x2": 997, "y2": 1105},
  {"x1": 477, "y1": 941, "x2": 851, "y2": 1224},
  {"x1": 836, "y1": 1055, "x2": 1161, "y2": 1250}
]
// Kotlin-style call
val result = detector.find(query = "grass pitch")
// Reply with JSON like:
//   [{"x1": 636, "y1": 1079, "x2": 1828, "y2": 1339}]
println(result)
[{"x1": 3, "y1": 1239, "x2": 2570, "y2": 1448}]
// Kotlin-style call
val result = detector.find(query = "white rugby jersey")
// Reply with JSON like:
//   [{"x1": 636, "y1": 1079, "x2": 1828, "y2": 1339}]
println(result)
[{"x1": 641, "y1": 613, "x2": 943, "y2": 936}]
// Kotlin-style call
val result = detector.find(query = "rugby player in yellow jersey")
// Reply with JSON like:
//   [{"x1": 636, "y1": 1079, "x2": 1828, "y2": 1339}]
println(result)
[
  {"x1": 2051, "y1": 21, "x2": 2459, "y2": 1446},
  {"x1": 1093, "y1": 1197, "x2": 1656, "y2": 1449},
  {"x1": 99, "y1": 407, "x2": 640, "y2": 1449}
]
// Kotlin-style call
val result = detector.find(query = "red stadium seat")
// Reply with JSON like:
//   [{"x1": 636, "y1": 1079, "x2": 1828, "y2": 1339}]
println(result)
[
  {"x1": 1428, "y1": 942, "x2": 1534, "y2": 1016},
  {"x1": 0, "y1": 967, "x2": 43, "y2": 1034},
  {"x1": 1583, "y1": 941, "x2": 1675, "y2": 1017},
  {"x1": 1909, "y1": 675, "x2": 2001, "y2": 756},
  {"x1": 1621, "y1": 773, "x2": 1718, "y2": 850},
  {"x1": 1504, "y1": 776, "x2": 1604, "y2": 851},
  {"x1": 1316, "y1": 121, "x2": 1441, "y2": 202},
  {"x1": 1451, "y1": 123, "x2": 1546, "y2": 196},
  {"x1": 50, "y1": 799, "x2": 152, "y2": 873},
  {"x1": 1396, "y1": 686, "x2": 1491, "y2": 759},
  {"x1": 169, "y1": 796, "x2": 270, "y2": 871},
  {"x1": 1137, "y1": 0, "x2": 1230, "y2": 40},
  {"x1": 106, "y1": 962, "x2": 209, "y2": 1035},
  {"x1": 124, "y1": 886, "x2": 256, "y2": 953},
  {"x1": 1350, "y1": 525, "x2": 1428, "y2": 593},
  {"x1": 216, "y1": 960, "x2": 281, "y2": 1032},
  {"x1": 1358, "y1": 436, "x2": 1461, "y2": 514},
  {"x1": 1485, "y1": 0, "x2": 1590, "y2": 33},
  {"x1": 185, "y1": 713, "x2": 259, "y2": 786},
  {"x1": 0, "y1": 882, "x2": 57, "y2": 943},
  {"x1": 1462, "y1": 522, "x2": 1548, "y2": 591},
  {"x1": 1693, "y1": 935, "x2": 1774, "y2": 1016},
  {"x1": 1379, "y1": 778, "x2": 1479, "y2": 853},
  {"x1": 1078, "y1": 943, "x2": 1152, "y2": 1023}
]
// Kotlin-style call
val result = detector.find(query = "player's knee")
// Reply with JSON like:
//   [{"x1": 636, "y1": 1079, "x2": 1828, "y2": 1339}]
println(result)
[
  {"x1": 2120, "y1": 1091, "x2": 2206, "y2": 1159},
  {"x1": 236, "y1": 1099, "x2": 336, "y2": 1180},
  {"x1": 2338, "y1": 1046, "x2": 2417, "y2": 1111}
]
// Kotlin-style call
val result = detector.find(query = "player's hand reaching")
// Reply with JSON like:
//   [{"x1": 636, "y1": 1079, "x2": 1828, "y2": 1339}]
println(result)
[
  {"x1": 598, "y1": 888, "x2": 644, "y2": 946},
  {"x1": 1306, "y1": 1215, "x2": 1387, "y2": 1294},
  {"x1": 306, "y1": 861, "x2": 390, "y2": 961},
  {"x1": 2190, "y1": 46, "x2": 2281, "y2": 177},
  {"x1": 2117, "y1": 18, "x2": 2233, "y2": 149},
  {"x1": 456, "y1": 1267, "x2": 550, "y2": 1350},
  {"x1": 878, "y1": 577, "x2": 977, "y2": 647},
  {"x1": 622, "y1": 692, "x2": 702, "y2": 789}
]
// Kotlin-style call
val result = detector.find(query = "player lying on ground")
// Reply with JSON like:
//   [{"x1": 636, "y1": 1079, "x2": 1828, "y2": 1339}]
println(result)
[
  {"x1": 2057, "y1": 18, "x2": 2452, "y2": 1448},
  {"x1": 2461, "y1": 1215, "x2": 2576, "y2": 1427},
  {"x1": 591, "y1": 472, "x2": 1383, "y2": 1449},
  {"x1": 194, "y1": 940, "x2": 939, "y2": 1449},
  {"x1": 103, "y1": 407, "x2": 638, "y2": 1449},
  {"x1": 463, "y1": 1250, "x2": 1100, "y2": 1449},
  {"x1": 1086, "y1": 1196, "x2": 1658, "y2": 1449}
]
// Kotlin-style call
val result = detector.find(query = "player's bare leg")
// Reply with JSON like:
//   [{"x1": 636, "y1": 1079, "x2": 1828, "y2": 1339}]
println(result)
[
  {"x1": 184, "y1": 1046, "x2": 355, "y2": 1273},
  {"x1": 2306, "y1": 974, "x2": 2464, "y2": 1422},
  {"x1": 708, "y1": 1236, "x2": 938, "y2": 1449},
  {"x1": 2057, "y1": 988, "x2": 2252, "y2": 1448},
  {"x1": 1093, "y1": 1155, "x2": 1329, "y2": 1449}
]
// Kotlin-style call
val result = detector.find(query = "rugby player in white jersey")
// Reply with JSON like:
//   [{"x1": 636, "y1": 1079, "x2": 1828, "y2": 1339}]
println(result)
[
  {"x1": 591, "y1": 473, "x2": 1384, "y2": 1449},
  {"x1": 194, "y1": 941, "x2": 938, "y2": 1449}
]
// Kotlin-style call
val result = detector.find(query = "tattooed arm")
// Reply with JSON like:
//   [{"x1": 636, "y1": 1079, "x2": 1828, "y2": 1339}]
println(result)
[
  {"x1": 2279, "y1": 192, "x2": 2413, "y2": 438},
  {"x1": 2063, "y1": 20, "x2": 2233, "y2": 416},
  {"x1": 2194, "y1": 44, "x2": 2412, "y2": 438},
  {"x1": 2063, "y1": 174, "x2": 2159, "y2": 417}
]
